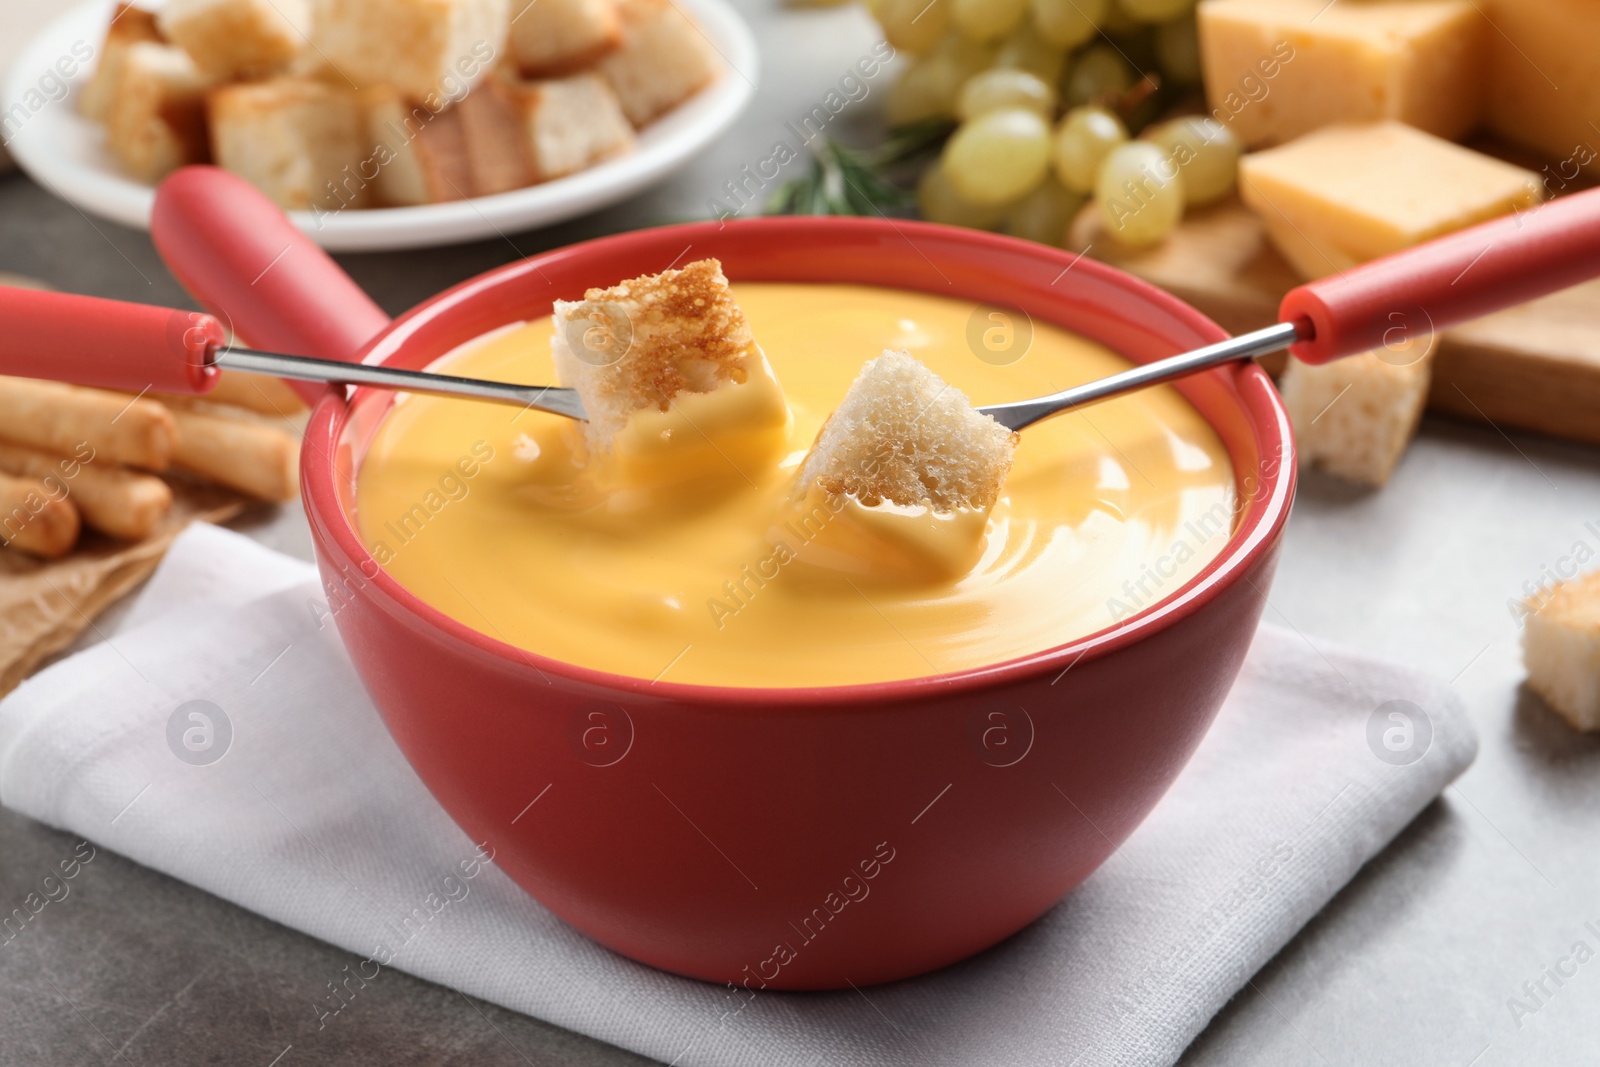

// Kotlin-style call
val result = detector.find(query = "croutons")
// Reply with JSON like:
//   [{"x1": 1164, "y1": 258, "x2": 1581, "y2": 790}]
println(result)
[
  {"x1": 1523, "y1": 569, "x2": 1600, "y2": 732},
  {"x1": 105, "y1": 43, "x2": 212, "y2": 184},
  {"x1": 1279, "y1": 351, "x2": 1433, "y2": 488},
  {"x1": 313, "y1": 0, "x2": 509, "y2": 103},
  {"x1": 364, "y1": 88, "x2": 472, "y2": 205},
  {"x1": 551, "y1": 259, "x2": 758, "y2": 449},
  {"x1": 157, "y1": 0, "x2": 310, "y2": 79},
  {"x1": 502, "y1": 72, "x2": 634, "y2": 181},
  {"x1": 597, "y1": 0, "x2": 717, "y2": 126},
  {"x1": 79, "y1": 3, "x2": 165, "y2": 123},
  {"x1": 509, "y1": 0, "x2": 621, "y2": 76},
  {"x1": 455, "y1": 79, "x2": 536, "y2": 195},
  {"x1": 208, "y1": 77, "x2": 370, "y2": 210},
  {"x1": 799, "y1": 351, "x2": 1018, "y2": 513}
]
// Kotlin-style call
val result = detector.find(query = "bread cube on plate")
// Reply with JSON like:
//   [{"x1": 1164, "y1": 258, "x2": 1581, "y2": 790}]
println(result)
[
  {"x1": 509, "y1": 0, "x2": 621, "y2": 76},
  {"x1": 455, "y1": 79, "x2": 536, "y2": 195},
  {"x1": 80, "y1": 3, "x2": 164, "y2": 123},
  {"x1": 597, "y1": 0, "x2": 717, "y2": 126},
  {"x1": 364, "y1": 87, "x2": 473, "y2": 205},
  {"x1": 157, "y1": 0, "x2": 310, "y2": 79},
  {"x1": 1523, "y1": 570, "x2": 1600, "y2": 732},
  {"x1": 106, "y1": 42, "x2": 212, "y2": 184},
  {"x1": 552, "y1": 259, "x2": 775, "y2": 453},
  {"x1": 501, "y1": 72, "x2": 634, "y2": 181},
  {"x1": 314, "y1": 0, "x2": 509, "y2": 102},
  {"x1": 800, "y1": 351, "x2": 1017, "y2": 513},
  {"x1": 209, "y1": 78, "x2": 370, "y2": 210},
  {"x1": 1279, "y1": 351, "x2": 1432, "y2": 488}
]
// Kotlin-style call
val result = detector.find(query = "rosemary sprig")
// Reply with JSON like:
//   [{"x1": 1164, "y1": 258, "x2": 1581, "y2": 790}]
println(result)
[{"x1": 766, "y1": 119, "x2": 955, "y2": 218}]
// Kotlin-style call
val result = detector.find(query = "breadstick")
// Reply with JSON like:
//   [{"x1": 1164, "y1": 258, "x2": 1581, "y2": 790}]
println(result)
[
  {"x1": 0, "y1": 471, "x2": 81, "y2": 559},
  {"x1": 0, "y1": 378, "x2": 176, "y2": 471},
  {"x1": 169, "y1": 407, "x2": 300, "y2": 502},
  {"x1": 157, "y1": 369, "x2": 307, "y2": 417},
  {"x1": 0, "y1": 442, "x2": 173, "y2": 541}
]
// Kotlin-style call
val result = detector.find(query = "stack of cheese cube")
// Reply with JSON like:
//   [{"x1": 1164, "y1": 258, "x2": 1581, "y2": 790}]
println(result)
[
  {"x1": 1198, "y1": 0, "x2": 1578, "y2": 488},
  {"x1": 80, "y1": 0, "x2": 718, "y2": 210}
]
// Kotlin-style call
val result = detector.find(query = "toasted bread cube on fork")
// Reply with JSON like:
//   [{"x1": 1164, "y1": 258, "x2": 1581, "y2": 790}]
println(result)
[
  {"x1": 157, "y1": 0, "x2": 310, "y2": 79},
  {"x1": 80, "y1": 3, "x2": 165, "y2": 123},
  {"x1": 597, "y1": 0, "x2": 717, "y2": 126},
  {"x1": 552, "y1": 259, "x2": 771, "y2": 451},
  {"x1": 509, "y1": 0, "x2": 621, "y2": 76},
  {"x1": 1279, "y1": 351, "x2": 1432, "y2": 488},
  {"x1": 364, "y1": 87, "x2": 473, "y2": 205},
  {"x1": 209, "y1": 77, "x2": 370, "y2": 210},
  {"x1": 314, "y1": 0, "x2": 509, "y2": 102},
  {"x1": 800, "y1": 351, "x2": 1018, "y2": 513},
  {"x1": 106, "y1": 42, "x2": 213, "y2": 183},
  {"x1": 1523, "y1": 570, "x2": 1600, "y2": 732}
]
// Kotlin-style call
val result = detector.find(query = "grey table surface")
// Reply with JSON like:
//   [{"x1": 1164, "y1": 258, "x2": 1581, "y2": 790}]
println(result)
[{"x1": 3, "y1": 2, "x2": 1600, "y2": 1063}]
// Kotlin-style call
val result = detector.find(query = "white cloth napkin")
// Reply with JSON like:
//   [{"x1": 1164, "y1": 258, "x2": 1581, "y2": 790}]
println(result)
[{"x1": 0, "y1": 524, "x2": 1477, "y2": 1067}]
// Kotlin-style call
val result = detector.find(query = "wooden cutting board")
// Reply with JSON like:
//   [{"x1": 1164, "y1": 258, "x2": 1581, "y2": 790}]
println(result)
[{"x1": 1070, "y1": 197, "x2": 1600, "y2": 447}]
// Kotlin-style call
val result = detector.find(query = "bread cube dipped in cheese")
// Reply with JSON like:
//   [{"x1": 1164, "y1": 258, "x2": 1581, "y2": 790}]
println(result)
[
  {"x1": 314, "y1": 0, "x2": 508, "y2": 103},
  {"x1": 793, "y1": 351, "x2": 1018, "y2": 582},
  {"x1": 1199, "y1": 0, "x2": 1489, "y2": 147},
  {"x1": 157, "y1": 0, "x2": 310, "y2": 79},
  {"x1": 1523, "y1": 570, "x2": 1600, "y2": 733},
  {"x1": 1279, "y1": 351, "x2": 1432, "y2": 488},
  {"x1": 509, "y1": 0, "x2": 621, "y2": 77},
  {"x1": 597, "y1": 0, "x2": 718, "y2": 127},
  {"x1": 552, "y1": 259, "x2": 790, "y2": 480},
  {"x1": 105, "y1": 42, "x2": 214, "y2": 184},
  {"x1": 1239, "y1": 122, "x2": 1544, "y2": 277},
  {"x1": 79, "y1": 3, "x2": 164, "y2": 123},
  {"x1": 801, "y1": 351, "x2": 1017, "y2": 513},
  {"x1": 209, "y1": 77, "x2": 371, "y2": 210}
]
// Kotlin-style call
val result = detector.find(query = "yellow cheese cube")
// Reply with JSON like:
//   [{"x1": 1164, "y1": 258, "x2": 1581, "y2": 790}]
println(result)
[
  {"x1": 1258, "y1": 217, "x2": 1361, "y2": 281},
  {"x1": 1485, "y1": 0, "x2": 1600, "y2": 177},
  {"x1": 1238, "y1": 122, "x2": 1543, "y2": 266},
  {"x1": 1199, "y1": 0, "x2": 1490, "y2": 147}
]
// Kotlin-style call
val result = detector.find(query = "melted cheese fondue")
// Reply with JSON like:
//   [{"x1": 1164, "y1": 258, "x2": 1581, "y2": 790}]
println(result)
[{"x1": 354, "y1": 284, "x2": 1237, "y2": 688}]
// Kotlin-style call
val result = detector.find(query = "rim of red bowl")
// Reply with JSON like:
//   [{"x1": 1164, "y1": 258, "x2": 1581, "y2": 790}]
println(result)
[{"x1": 302, "y1": 217, "x2": 1297, "y2": 708}]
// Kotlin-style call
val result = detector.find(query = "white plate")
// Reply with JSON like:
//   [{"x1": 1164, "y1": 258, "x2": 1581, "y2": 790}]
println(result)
[{"x1": 2, "y1": 0, "x2": 758, "y2": 251}]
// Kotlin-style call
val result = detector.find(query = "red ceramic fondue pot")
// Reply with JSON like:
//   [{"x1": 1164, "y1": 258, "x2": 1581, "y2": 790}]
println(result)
[{"x1": 6, "y1": 167, "x2": 1598, "y2": 989}]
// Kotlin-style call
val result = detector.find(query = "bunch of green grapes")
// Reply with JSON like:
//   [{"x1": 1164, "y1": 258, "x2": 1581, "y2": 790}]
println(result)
[{"x1": 869, "y1": 0, "x2": 1240, "y2": 248}]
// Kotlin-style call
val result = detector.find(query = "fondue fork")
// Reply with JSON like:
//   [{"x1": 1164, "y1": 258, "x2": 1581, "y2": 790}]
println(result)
[
  {"x1": 0, "y1": 284, "x2": 587, "y2": 421},
  {"x1": 208, "y1": 347, "x2": 588, "y2": 420},
  {"x1": 983, "y1": 185, "x2": 1600, "y2": 431},
  {"x1": 977, "y1": 321, "x2": 1300, "y2": 431},
  {"x1": 3, "y1": 186, "x2": 1599, "y2": 424}
]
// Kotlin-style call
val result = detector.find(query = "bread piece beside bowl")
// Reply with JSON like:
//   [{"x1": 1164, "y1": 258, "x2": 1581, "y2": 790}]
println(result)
[{"x1": 1524, "y1": 571, "x2": 1600, "y2": 732}]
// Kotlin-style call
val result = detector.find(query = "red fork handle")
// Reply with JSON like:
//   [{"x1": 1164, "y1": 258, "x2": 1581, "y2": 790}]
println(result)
[
  {"x1": 1283, "y1": 186, "x2": 1600, "y2": 365},
  {"x1": 151, "y1": 166, "x2": 391, "y2": 404},
  {"x1": 0, "y1": 286, "x2": 224, "y2": 394}
]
